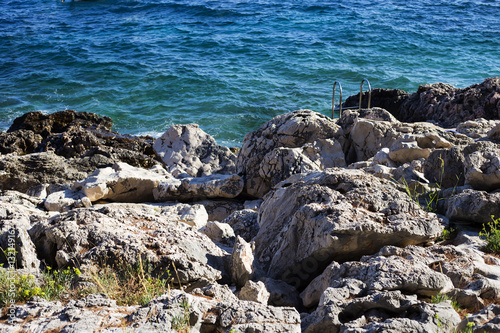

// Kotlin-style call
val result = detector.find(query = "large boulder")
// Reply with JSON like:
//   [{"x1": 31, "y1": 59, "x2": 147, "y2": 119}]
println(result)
[
  {"x1": 399, "y1": 77, "x2": 500, "y2": 127},
  {"x1": 302, "y1": 291, "x2": 460, "y2": 333},
  {"x1": 424, "y1": 140, "x2": 500, "y2": 190},
  {"x1": 445, "y1": 189, "x2": 500, "y2": 224},
  {"x1": 28, "y1": 202, "x2": 226, "y2": 289},
  {"x1": 254, "y1": 168, "x2": 444, "y2": 289},
  {"x1": 0, "y1": 151, "x2": 89, "y2": 194},
  {"x1": 0, "y1": 110, "x2": 161, "y2": 169},
  {"x1": 236, "y1": 110, "x2": 346, "y2": 198},
  {"x1": 347, "y1": 117, "x2": 470, "y2": 163},
  {"x1": 153, "y1": 124, "x2": 236, "y2": 177},
  {"x1": 301, "y1": 255, "x2": 454, "y2": 307}
]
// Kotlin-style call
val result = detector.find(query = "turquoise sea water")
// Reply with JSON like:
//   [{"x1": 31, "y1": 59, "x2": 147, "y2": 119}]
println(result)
[{"x1": 1, "y1": 0, "x2": 499, "y2": 146}]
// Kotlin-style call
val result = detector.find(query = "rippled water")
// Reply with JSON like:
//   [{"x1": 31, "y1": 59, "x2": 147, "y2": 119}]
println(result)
[{"x1": 1, "y1": 0, "x2": 499, "y2": 146}]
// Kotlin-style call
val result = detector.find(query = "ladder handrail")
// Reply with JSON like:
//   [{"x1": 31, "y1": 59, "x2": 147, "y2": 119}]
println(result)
[
  {"x1": 332, "y1": 81, "x2": 343, "y2": 119},
  {"x1": 332, "y1": 78, "x2": 373, "y2": 119},
  {"x1": 359, "y1": 78, "x2": 372, "y2": 110}
]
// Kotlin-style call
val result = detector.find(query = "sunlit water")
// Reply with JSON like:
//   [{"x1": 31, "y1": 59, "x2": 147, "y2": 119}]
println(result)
[{"x1": 1, "y1": 0, "x2": 499, "y2": 146}]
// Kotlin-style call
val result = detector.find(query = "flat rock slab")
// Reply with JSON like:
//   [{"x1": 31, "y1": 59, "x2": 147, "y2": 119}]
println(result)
[{"x1": 153, "y1": 174, "x2": 244, "y2": 202}]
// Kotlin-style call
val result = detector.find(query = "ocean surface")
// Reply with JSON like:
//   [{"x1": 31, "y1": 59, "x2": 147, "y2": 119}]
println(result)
[{"x1": 1, "y1": 0, "x2": 499, "y2": 146}]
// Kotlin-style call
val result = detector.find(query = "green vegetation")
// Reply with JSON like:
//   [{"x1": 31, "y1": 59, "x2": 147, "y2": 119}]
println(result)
[
  {"x1": 171, "y1": 296, "x2": 191, "y2": 333},
  {"x1": 0, "y1": 255, "x2": 171, "y2": 307},
  {"x1": 431, "y1": 293, "x2": 461, "y2": 312},
  {"x1": 84, "y1": 256, "x2": 171, "y2": 306},
  {"x1": 0, "y1": 266, "x2": 81, "y2": 306},
  {"x1": 438, "y1": 226, "x2": 456, "y2": 242},
  {"x1": 479, "y1": 216, "x2": 500, "y2": 255}
]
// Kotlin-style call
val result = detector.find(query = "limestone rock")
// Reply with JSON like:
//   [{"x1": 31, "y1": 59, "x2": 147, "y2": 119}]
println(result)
[
  {"x1": 199, "y1": 221, "x2": 235, "y2": 244},
  {"x1": 456, "y1": 304, "x2": 500, "y2": 333},
  {"x1": 191, "y1": 283, "x2": 238, "y2": 302},
  {"x1": 261, "y1": 277, "x2": 302, "y2": 308},
  {"x1": 222, "y1": 209, "x2": 260, "y2": 242},
  {"x1": 230, "y1": 236, "x2": 255, "y2": 288},
  {"x1": 424, "y1": 140, "x2": 500, "y2": 190},
  {"x1": 456, "y1": 118, "x2": 500, "y2": 139},
  {"x1": 488, "y1": 123, "x2": 500, "y2": 141},
  {"x1": 238, "y1": 280, "x2": 270, "y2": 305},
  {"x1": 254, "y1": 168, "x2": 444, "y2": 289},
  {"x1": 127, "y1": 290, "x2": 301, "y2": 333},
  {"x1": 153, "y1": 123, "x2": 236, "y2": 177},
  {"x1": 0, "y1": 199, "x2": 48, "y2": 270},
  {"x1": 348, "y1": 118, "x2": 469, "y2": 163},
  {"x1": 198, "y1": 199, "x2": 245, "y2": 222},
  {"x1": 302, "y1": 291, "x2": 460, "y2": 333},
  {"x1": 153, "y1": 174, "x2": 243, "y2": 202},
  {"x1": 44, "y1": 189, "x2": 91, "y2": 212},
  {"x1": 301, "y1": 255, "x2": 454, "y2": 308},
  {"x1": 236, "y1": 109, "x2": 346, "y2": 198},
  {"x1": 464, "y1": 141, "x2": 500, "y2": 191},
  {"x1": 0, "y1": 151, "x2": 88, "y2": 194},
  {"x1": 446, "y1": 189, "x2": 500, "y2": 224},
  {"x1": 28, "y1": 202, "x2": 226, "y2": 289},
  {"x1": 73, "y1": 162, "x2": 166, "y2": 202}
]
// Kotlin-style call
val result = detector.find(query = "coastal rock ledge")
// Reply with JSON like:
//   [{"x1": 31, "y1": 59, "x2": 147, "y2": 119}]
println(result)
[{"x1": 1, "y1": 78, "x2": 500, "y2": 332}]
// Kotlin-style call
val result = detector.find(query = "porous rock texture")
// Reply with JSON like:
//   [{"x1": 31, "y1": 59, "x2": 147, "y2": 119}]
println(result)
[
  {"x1": 153, "y1": 123, "x2": 236, "y2": 177},
  {"x1": 28, "y1": 202, "x2": 226, "y2": 289},
  {"x1": 2, "y1": 78, "x2": 500, "y2": 333},
  {"x1": 254, "y1": 168, "x2": 444, "y2": 289},
  {"x1": 236, "y1": 109, "x2": 346, "y2": 198},
  {"x1": 399, "y1": 77, "x2": 500, "y2": 127}
]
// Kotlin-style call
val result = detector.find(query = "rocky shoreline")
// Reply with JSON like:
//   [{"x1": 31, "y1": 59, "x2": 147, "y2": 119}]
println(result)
[{"x1": 1, "y1": 77, "x2": 500, "y2": 332}]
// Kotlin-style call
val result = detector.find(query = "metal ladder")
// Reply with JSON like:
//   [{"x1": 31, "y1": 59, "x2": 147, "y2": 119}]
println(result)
[{"x1": 332, "y1": 78, "x2": 372, "y2": 119}]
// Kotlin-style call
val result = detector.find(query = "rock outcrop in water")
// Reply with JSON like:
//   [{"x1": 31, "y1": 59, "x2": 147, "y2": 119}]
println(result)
[{"x1": 1, "y1": 78, "x2": 500, "y2": 332}]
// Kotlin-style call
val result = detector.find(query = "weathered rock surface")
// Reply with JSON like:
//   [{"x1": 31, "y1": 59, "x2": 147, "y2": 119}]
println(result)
[
  {"x1": 302, "y1": 291, "x2": 461, "y2": 333},
  {"x1": 222, "y1": 209, "x2": 260, "y2": 242},
  {"x1": 236, "y1": 109, "x2": 346, "y2": 198},
  {"x1": 346, "y1": 116, "x2": 470, "y2": 163},
  {"x1": 399, "y1": 77, "x2": 500, "y2": 127},
  {"x1": 230, "y1": 236, "x2": 255, "y2": 288},
  {"x1": 446, "y1": 189, "x2": 500, "y2": 224},
  {"x1": 153, "y1": 173, "x2": 244, "y2": 202},
  {"x1": 153, "y1": 123, "x2": 236, "y2": 177},
  {"x1": 0, "y1": 152, "x2": 88, "y2": 194},
  {"x1": 456, "y1": 118, "x2": 500, "y2": 139},
  {"x1": 302, "y1": 254, "x2": 453, "y2": 307},
  {"x1": 2, "y1": 290, "x2": 301, "y2": 332},
  {"x1": 238, "y1": 280, "x2": 270, "y2": 304},
  {"x1": 72, "y1": 162, "x2": 167, "y2": 203},
  {"x1": 424, "y1": 140, "x2": 500, "y2": 190},
  {"x1": 1, "y1": 110, "x2": 160, "y2": 168},
  {"x1": 44, "y1": 189, "x2": 91, "y2": 212},
  {"x1": 129, "y1": 290, "x2": 301, "y2": 332},
  {"x1": 456, "y1": 304, "x2": 500, "y2": 333},
  {"x1": 254, "y1": 168, "x2": 444, "y2": 289},
  {"x1": 28, "y1": 202, "x2": 225, "y2": 289}
]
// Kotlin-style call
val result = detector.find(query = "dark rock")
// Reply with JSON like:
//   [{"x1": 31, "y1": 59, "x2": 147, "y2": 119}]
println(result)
[
  {"x1": 343, "y1": 88, "x2": 410, "y2": 119},
  {"x1": 399, "y1": 77, "x2": 500, "y2": 127},
  {"x1": 0, "y1": 130, "x2": 43, "y2": 155},
  {"x1": 7, "y1": 110, "x2": 112, "y2": 135}
]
